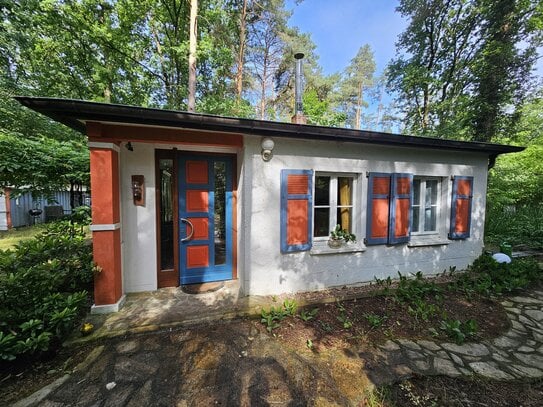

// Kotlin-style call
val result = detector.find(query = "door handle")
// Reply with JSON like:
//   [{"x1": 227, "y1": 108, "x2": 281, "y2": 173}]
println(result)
[{"x1": 180, "y1": 218, "x2": 194, "y2": 242}]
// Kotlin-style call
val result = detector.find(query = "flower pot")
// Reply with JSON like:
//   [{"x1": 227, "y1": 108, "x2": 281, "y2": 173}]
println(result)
[{"x1": 327, "y1": 238, "x2": 343, "y2": 249}]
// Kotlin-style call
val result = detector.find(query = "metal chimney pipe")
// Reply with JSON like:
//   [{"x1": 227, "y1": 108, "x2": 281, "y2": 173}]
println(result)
[{"x1": 294, "y1": 52, "x2": 304, "y2": 115}]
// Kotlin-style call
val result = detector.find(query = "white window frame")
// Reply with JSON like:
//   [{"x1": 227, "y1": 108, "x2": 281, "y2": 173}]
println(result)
[
  {"x1": 412, "y1": 177, "x2": 441, "y2": 236},
  {"x1": 313, "y1": 172, "x2": 358, "y2": 241}
]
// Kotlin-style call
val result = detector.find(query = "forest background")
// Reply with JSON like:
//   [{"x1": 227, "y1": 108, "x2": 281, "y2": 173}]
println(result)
[{"x1": 0, "y1": 0, "x2": 541, "y2": 245}]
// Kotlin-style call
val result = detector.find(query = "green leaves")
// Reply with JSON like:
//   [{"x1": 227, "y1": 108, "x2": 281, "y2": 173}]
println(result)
[
  {"x1": 388, "y1": 0, "x2": 542, "y2": 141},
  {"x1": 439, "y1": 318, "x2": 477, "y2": 345},
  {"x1": 0, "y1": 221, "x2": 93, "y2": 361},
  {"x1": 0, "y1": 131, "x2": 89, "y2": 200}
]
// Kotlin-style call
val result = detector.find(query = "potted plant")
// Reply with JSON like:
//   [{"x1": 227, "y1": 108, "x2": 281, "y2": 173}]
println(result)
[{"x1": 328, "y1": 224, "x2": 356, "y2": 248}]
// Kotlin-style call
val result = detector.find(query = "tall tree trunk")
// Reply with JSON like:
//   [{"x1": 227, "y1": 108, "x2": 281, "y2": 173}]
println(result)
[
  {"x1": 188, "y1": 0, "x2": 198, "y2": 112},
  {"x1": 422, "y1": 85, "x2": 430, "y2": 130},
  {"x1": 260, "y1": 74, "x2": 266, "y2": 119},
  {"x1": 355, "y1": 82, "x2": 363, "y2": 129},
  {"x1": 235, "y1": 0, "x2": 248, "y2": 100}
]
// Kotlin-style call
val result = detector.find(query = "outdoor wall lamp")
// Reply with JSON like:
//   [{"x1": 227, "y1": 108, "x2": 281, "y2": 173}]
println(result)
[
  {"x1": 261, "y1": 137, "x2": 275, "y2": 161},
  {"x1": 131, "y1": 175, "x2": 145, "y2": 206}
]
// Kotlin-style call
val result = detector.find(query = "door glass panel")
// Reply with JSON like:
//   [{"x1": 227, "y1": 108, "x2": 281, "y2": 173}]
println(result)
[
  {"x1": 214, "y1": 161, "x2": 226, "y2": 266},
  {"x1": 159, "y1": 159, "x2": 174, "y2": 270}
]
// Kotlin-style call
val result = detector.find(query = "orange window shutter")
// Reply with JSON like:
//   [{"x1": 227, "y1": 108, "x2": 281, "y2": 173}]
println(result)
[
  {"x1": 366, "y1": 173, "x2": 391, "y2": 245},
  {"x1": 280, "y1": 170, "x2": 313, "y2": 253},
  {"x1": 449, "y1": 176, "x2": 473, "y2": 239},
  {"x1": 389, "y1": 173, "x2": 413, "y2": 244}
]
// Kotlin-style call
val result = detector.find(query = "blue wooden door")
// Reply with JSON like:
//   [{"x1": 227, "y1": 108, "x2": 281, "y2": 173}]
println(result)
[{"x1": 178, "y1": 154, "x2": 233, "y2": 284}]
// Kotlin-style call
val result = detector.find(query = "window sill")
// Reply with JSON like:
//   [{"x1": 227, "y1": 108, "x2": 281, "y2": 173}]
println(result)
[
  {"x1": 310, "y1": 241, "x2": 367, "y2": 255},
  {"x1": 408, "y1": 237, "x2": 450, "y2": 247}
]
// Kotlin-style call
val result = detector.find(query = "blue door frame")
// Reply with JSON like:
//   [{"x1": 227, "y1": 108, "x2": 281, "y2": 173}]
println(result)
[{"x1": 178, "y1": 154, "x2": 233, "y2": 285}]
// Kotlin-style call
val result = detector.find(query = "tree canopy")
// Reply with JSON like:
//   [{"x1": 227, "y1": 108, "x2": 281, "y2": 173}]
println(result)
[
  {"x1": 0, "y1": 0, "x2": 541, "y2": 205},
  {"x1": 387, "y1": 0, "x2": 542, "y2": 142}
]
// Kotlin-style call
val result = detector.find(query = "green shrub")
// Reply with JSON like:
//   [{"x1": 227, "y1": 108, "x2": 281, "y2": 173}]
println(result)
[
  {"x1": 0, "y1": 221, "x2": 93, "y2": 361},
  {"x1": 485, "y1": 204, "x2": 543, "y2": 250},
  {"x1": 455, "y1": 253, "x2": 541, "y2": 296}
]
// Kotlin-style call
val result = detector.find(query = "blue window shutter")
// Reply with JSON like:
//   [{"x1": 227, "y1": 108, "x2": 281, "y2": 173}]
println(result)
[
  {"x1": 449, "y1": 176, "x2": 474, "y2": 239},
  {"x1": 388, "y1": 173, "x2": 413, "y2": 245},
  {"x1": 280, "y1": 169, "x2": 313, "y2": 253},
  {"x1": 366, "y1": 173, "x2": 392, "y2": 245}
]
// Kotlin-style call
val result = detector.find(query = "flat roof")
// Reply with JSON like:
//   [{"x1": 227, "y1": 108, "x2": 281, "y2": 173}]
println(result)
[{"x1": 15, "y1": 96, "x2": 524, "y2": 156}]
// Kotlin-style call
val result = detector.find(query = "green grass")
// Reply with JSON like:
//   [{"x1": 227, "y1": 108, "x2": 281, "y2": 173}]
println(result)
[{"x1": 0, "y1": 225, "x2": 47, "y2": 251}]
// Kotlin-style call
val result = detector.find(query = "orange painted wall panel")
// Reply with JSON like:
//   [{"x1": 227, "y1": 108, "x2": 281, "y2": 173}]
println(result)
[
  {"x1": 188, "y1": 217, "x2": 209, "y2": 240},
  {"x1": 373, "y1": 177, "x2": 391, "y2": 195},
  {"x1": 455, "y1": 199, "x2": 470, "y2": 234},
  {"x1": 91, "y1": 123, "x2": 244, "y2": 148},
  {"x1": 186, "y1": 245, "x2": 209, "y2": 268},
  {"x1": 394, "y1": 199, "x2": 410, "y2": 238},
  {"x1": 371, "y1": 199, "x2": 389, "y2": 239},
  {"x1": 186, "y1": 161, "x2": 208, "y2": 184},
  {"x1": 89, "y1": 148, "x2": 120, "y2": 225},
  {"x1": 396, "y1": 178, "x2": 411, "y2": 195},
  {"x1": 93, "y1": 229, "x2": 122, "y2": 305},
  {"x1": 186, "y1": 190, "x2": 209, "y2": 212},
  {"x1": 287, "y1": 175, "x2": 309, "y2": 195},
  {"x1": 457, "y1": 179, "x2": 472, "y2": 196},
  {"x1": 286, "y1": 199, "x2": 308, "y2": 245}
]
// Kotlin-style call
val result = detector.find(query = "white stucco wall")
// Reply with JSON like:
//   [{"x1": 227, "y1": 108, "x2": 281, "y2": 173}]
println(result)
[
  {"x1": 120, "y1": 143, "x2": 158, "y2": 292},
  {"x1": 0, "y1": 194, "x2": 8, "y2": 231},
  {"x1": 240, "y1": 136, "x2": 489, "y2": 296},
  {"x1": 117, "y1": 136, "x2": 489, "y2": 297}
]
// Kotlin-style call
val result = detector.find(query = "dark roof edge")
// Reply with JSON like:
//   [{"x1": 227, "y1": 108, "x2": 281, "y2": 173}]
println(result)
[{"x1": 14, "y1": 96, "x2": 524, "y2": 155}]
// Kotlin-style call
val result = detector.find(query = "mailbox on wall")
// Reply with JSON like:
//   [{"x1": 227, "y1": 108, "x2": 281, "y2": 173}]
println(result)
[{"x1": 131, "y1": 175, "x2": 145, "y2": 206}]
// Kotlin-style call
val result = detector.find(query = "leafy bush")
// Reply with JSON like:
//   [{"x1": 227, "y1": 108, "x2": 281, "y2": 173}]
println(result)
[
  {"x1": 485, "y1": 204, "x2": 543, "y2": 250},
  {"x1": 395, "y1": 271, "x2": 443, "y2": 304},
  {"x1": 454, "y1": 253, "x2": 541, "y2": 296},
  {"x1": 0, "y1": 221, "x2": 93, "y2": 361}
]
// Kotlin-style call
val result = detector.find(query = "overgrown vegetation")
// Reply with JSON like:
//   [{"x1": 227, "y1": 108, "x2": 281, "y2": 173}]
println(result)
[
  {"x1": 485, "y1": 205, "x2": 543, "y2": 250},
  {"x1": 0, "y1": 217, "x2": 93, "y2": 361},
  {"x1": 261, "y1": 253, "x2": 541, "y2": 346}
]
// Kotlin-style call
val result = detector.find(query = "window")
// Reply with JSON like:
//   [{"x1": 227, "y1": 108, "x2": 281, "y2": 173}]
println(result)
[
  {"x1": 280, "y1": 169, "x2": 473, "y2": 254},
  {"x1": 412, "y1": 178, "x2": 440, "y2": 234},
  {"x1": 314, "y1": 174, "x2": 355, "y2": 238},
  {"x1": 159, "y1": 158, "x2": 174, "y2": 270}
]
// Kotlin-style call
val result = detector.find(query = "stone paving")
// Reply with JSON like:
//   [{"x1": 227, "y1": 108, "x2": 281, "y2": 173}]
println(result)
[
  {"x1": 363, "y1": 289, "x2": 543, "y2": 384},
  {"x1": 14, "y1": 288, "x2": 543, "y2": 407}
]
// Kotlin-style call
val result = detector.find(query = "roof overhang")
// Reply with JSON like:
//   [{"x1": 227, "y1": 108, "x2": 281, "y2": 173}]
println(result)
[{"x1": 15, "y1": 96, "x2": 525, "y2": 156}]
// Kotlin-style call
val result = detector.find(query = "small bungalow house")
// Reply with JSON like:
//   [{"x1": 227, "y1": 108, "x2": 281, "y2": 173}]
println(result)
[{"x1": 16, "y1": 97, "x2": 522, "y2": 313}]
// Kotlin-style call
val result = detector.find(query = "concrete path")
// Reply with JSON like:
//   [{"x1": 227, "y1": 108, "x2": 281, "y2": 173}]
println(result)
[{"x1": 15, "y1": 288, "x2": 543, "y2": 407}]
